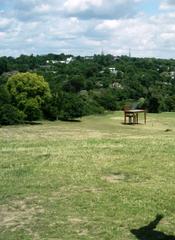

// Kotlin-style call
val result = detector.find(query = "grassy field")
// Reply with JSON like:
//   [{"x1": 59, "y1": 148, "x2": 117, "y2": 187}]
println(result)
[{"x1": 0, "y1": 111, "x2": 175, "y2": 240}]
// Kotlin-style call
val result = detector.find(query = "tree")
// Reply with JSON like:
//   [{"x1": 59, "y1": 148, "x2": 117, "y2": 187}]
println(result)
[
  {"x1": 63, "y1": 75, "x2": 85, "y2": 93},
  {"x1": 0, "y1": 57, "x2": 8, "y2": 74},
  {"x1": 59, "y1": 93, "x2": 85, "y2": 121},
  {"x1": 93, "y1": 89, "x2": 120, "y2": 111},
  {"x1": 7, "y1": 72, "x2": 51, "y2": 121},
  {"x1": 43, "y1": 90, "x2": 63, "y2": 121},
  {"x1": 0, "y1": 104, "x2": 25, "y2": 125},
  {"x1": 0, "y1": 85, "x2": 11, "y2": 105},
  {"x1": 146, "y1": 95, "x2": 160, "y2": 113},
  {"x1": 23, "y1": 98, "x2": 42, "y2": 121}
]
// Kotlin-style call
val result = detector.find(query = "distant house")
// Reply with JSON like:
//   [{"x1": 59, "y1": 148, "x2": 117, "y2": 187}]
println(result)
[
  {"x1": 84, "y1": 56, "x2": 94, "y2": 60},
  {"x1": 59, "y1": 57, "x2": 73, "y2": 64},
  {"x1": 160, "y1": 71, "x2": 175, "y2": 80},
  {"x1": 65, "y1": 57, "x2": 73, "y2": 64},
  {"x1": 109, "y1": 67, "x2": 118, "y2": 74},
  {"x1": 110, "y1": 82, "x2": 123, "y2": 89},
  {"x1": 170, "y1": 71, "x2": 175, "y2": 79},
  {"x1": 113, "y1": 56, "x2": 120, "y2": 60},
  {"x1": 46, "y1": 57, "x2": 73, "y2": 65},
  {"x1": 46, "y1": 60, "x2": 59, "y2": 64}
]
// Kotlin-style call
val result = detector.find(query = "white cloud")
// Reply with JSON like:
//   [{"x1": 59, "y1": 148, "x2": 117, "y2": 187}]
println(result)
[
  {"x1": 96, "y1": 18, "x2": 154, "y2": 49},
  {"x1": 160, "y1": 0, "x2": 175, "y2": 9},
  {"x1": 94, "y1": 12, "x2": 175, "y2": 58},
  {"x1": 96, "y1": 20, "x2": 123, "y2": 30},
  {"x1": 34, "y1": 4, "x2": 52, "y2": 14},
  {"x1": 63, "y1": 0, "x2": 141, "y2": 19},
  {"x1": 0, "y1": 32, "x2": 6, "y2": 39},
  {"x1": 0, "y1": 18, "x2": 13, "y2": 32},
  {"x1": 0, "y1": 0, "x2": 174, "y2": 58},
  {"x1": 64, "y1": 0, "x2": 103, "y2": 12}
]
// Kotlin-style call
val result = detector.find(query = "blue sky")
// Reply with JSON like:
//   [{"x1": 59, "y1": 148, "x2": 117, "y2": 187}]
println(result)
[
  {"x1": 0, "y1": 0, "x2": 175, "y2": 58},
  {"x1": 138, "y1": 0, "x2": 160, "y2": 15}
]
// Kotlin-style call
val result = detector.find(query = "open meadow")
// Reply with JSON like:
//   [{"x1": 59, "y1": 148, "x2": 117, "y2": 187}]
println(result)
[{"x1": 0, "y1": 111, "x2": 175, "y2": 240}]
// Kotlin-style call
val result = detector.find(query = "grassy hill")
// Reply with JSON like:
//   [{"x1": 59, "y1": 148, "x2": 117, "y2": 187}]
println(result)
[{"x1": 0, "y1": 112, "x2": 175, "y2": 239}]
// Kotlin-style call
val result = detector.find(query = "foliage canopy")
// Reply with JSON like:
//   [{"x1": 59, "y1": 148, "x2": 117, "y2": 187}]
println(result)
[
  {"x1": 0, "y1": 53, "x2": 175, "y2": 124},
  {"x1": 7, "y1": 72, "x2": 51, "y2": 121}
]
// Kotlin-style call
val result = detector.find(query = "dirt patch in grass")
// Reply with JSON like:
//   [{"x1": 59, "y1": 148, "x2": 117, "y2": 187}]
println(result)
[
  {"x1": 82, "y1": 188, "x2": 103, "y2": 193},
  {"x1": 102, "y1": 173, "x2": 126, "y2": 183},
  {"x1": 68, "y1": 217, "x2": 84, "y2": 224},
  {"x1": 78, "y1": 229, "x2": 89, "y2": 236},
  {"x1": 0, "y1": 196, "x2": 44, "y2": 239},
  {"x1": 68, "y1": 217, "x2": 89, "y2": 237}
]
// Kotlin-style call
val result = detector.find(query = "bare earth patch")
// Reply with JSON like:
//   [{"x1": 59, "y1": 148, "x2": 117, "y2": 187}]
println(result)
[
  {"x1": 102, "y1": 173, "x2": 126, "y2": 183},
  {"x1": 78, "y1": 229, "x2": 89, "y2": 236},
  {"x1": 68, "y1": 217, "x2": 89, "y2": 237},
  {"x1": 0, "y1": 197, "x2": 44, "y2": 239},
  {"x1": 82, "y1": 188, "x2": 103, "y2": 193},
  {"x1": 68, "y1": 217, "x2": 84, "y2": 224}
]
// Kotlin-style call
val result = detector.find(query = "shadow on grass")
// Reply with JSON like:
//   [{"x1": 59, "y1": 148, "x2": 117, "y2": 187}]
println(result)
[
  {"x1": 121, "y1": 122, "x2": 143, "y2": 125},
  {"x1": 62, "y1": 119, "x2": 81, "y2": 122},
  {"x1": 24, "y1": 121, "x2": 42, "y2": 125},
  {"x1": 130, "y1": 214, "x2": 175, "y2": 240}
]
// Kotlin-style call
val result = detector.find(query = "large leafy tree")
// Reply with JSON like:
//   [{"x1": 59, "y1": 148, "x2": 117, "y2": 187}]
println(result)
[{"x1": 7, "y1": 72, "x2": 51, "y2": 121}]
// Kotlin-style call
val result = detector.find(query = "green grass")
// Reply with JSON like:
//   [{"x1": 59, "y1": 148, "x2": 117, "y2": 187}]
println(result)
[{"x1": 0, "y1": 111, "x2": 175, "y2": 239}]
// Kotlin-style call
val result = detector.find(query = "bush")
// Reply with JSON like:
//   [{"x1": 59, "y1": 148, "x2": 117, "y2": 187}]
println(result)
[
  {"x1": 42, "y1": 100, "x2": 58, "y2": 120},
  {"x1": 59, "y1": 93, "x2": 85, "y2": 121},
  {"x1": 0, "y1": 104, "x2": 25, "y2": 125},
  {"x1": 146, "y1": 96, "x2": 160, "y2": 113},
  {"x1": 0, "y1": 85, "x2": 11, "y2": 105},
  {"x1": 92, "y1": 89, "x2": 120, "y2": 111},
  {"x1": 83, "y1": 97, "x2": 104, "y2": 115}
]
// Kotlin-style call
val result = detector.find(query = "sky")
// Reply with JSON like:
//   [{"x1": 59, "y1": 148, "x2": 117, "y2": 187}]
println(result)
[{"x1": 0, "y1": 0, "x2": 175, "y2": 58}]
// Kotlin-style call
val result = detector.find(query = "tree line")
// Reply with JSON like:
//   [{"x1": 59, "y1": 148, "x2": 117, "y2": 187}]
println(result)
[{"x1": 0, "y1": 53, "x2": 175, "y2": 125}]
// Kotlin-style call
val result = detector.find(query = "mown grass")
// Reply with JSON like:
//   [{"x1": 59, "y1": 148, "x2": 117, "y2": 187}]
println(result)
[{"x1": 0, "y1": 111, "x2": 175, "y2": 240}]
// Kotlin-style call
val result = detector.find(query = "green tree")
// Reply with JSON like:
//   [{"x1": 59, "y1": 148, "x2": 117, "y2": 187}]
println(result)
[
  {"x1": 24, "y1": 99, "x2": 42, "y2": 121},
  {"x1": 93, "y1": 89, "x2": 119, "y2": 111},
  {"x1": 146, "y1": 95, "x2": 161, "y2": 113},
  {"x1": 63, "y1": 75, "x2": 85, "y2": 93},
  {"x1": 7, "y1": 72, "x2": 51, "y2": 121},
  {"x1": 0, "y1": 85, "x2": 11, "y2": 105},
  {"x1": 43, "y1": 90, "x2": 63, "y2": 121},
  {"x1": 60, "y1": 93, "x2": 85, "y2": 121},
  {"x1": 0, "y1": 104, "x2": 25, "y2": 125},
  {"x1": 0, "y1": 57, "x2": 8, "y2": 74}
]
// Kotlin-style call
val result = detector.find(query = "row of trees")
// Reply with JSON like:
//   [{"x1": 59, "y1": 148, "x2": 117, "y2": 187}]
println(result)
[
  {"x1": 0, "y1": 53, "x2": 175, "y2": 125},
  {"x1": 0, "y1": 72, "x2": 86, "y2": 125}
]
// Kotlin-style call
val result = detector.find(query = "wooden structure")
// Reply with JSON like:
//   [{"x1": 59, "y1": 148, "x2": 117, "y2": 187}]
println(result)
[{"x1": 124, "y1": 109, "x2": 146, "y2": 124}]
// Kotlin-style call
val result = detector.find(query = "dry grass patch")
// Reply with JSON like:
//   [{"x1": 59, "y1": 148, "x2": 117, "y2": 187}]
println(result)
[
  {"x1": 102, "y1": 173, "x2": 126, "y2": 183},
  {"x1": 0, "y1": 196, "x2": 44, "y2": 238},
  {"x1": 68, "y1": 217, "x2": 85, "y2": 224}
]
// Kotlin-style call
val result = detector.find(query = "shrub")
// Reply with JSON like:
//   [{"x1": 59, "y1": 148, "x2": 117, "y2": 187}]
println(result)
[
  {"x1": 0, "y1": 104, "x2": 25, "y2": 125},
  {"x1": 59, "y1": 93, "x2": 85, "y2": 121}
]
